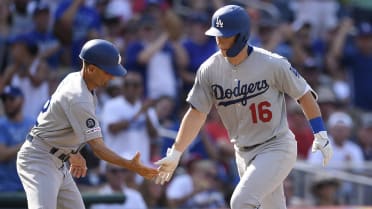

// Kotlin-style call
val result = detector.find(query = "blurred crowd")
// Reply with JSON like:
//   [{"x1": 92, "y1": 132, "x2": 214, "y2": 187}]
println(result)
[{"x1": 0, "y1": 0, "x2": 372, "y2": 208}]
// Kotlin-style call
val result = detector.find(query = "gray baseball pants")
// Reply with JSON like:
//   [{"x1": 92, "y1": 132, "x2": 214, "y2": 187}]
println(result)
[
  {"x1": 17, "y1": 139, "x2": 85, "y2": 209},
  {"x1": 230, "y1": 133, "x2": 297, "y2": 209}
]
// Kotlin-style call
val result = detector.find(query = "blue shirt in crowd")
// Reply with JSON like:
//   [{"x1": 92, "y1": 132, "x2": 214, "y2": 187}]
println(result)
[
  {"x1": 54, "y1": 0, "x2": 102, "y2": 68},
  {"x1": 0, "y1": 116, "x2": 34, "y2": 192}
]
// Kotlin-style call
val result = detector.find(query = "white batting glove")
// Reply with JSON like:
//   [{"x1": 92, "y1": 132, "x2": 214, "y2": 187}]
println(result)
[
  {"x1": 154, "y1": 147, "x2": 182, "y2": 185},
  {"x1": 312, "y1": 131, "x2": 333, "y2": 166}
]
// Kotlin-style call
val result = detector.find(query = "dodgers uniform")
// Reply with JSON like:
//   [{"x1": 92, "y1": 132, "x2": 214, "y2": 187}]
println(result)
[
  {"x1": 17, "y1": 72, "x2": 102, "y2": 209},
  {"x1": 187, "y1": 46, "x2": 314, "y2": 209}
]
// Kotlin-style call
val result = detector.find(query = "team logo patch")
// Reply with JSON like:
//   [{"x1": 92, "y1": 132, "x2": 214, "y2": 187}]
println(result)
[{"x1": 86, "y1": 118, "x2": 96, "y2": 128}]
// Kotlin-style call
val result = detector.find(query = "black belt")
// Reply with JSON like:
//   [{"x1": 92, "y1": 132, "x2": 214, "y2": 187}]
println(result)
[
  {"x1": 238, "y1": 136, "x2": 276, "y2": 151},
  {"x1": 26, "y1": 134, "x2": 70, "y2": 162}
]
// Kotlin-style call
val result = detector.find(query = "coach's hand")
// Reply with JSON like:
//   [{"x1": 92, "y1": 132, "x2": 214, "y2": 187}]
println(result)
[
  {"x1": 129, "y1": 152, "x2": 158, "y2": 180},
  {"x1": 154, "y1": 147, "x2": 182, "y2": 185},
  {"x1": 312, "y1": 131, "x2": 333, "y2": 166},
  {"x1": 69, "y1": 153, "x2": 87, "y2": 178}
]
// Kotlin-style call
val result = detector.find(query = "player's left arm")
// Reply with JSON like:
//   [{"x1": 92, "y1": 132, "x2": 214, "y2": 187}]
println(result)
[{"x1": 298, "y1": 91, "x2": 333, "y2": 166}]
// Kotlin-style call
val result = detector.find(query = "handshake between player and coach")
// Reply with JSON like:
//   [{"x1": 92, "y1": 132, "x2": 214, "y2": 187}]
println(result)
[
  {"x1": 153, "y1": 131, "x2": 333, "y2": 185},
  {"x1": 153, "y1": 132, "x2": 333, "y2": 185}
]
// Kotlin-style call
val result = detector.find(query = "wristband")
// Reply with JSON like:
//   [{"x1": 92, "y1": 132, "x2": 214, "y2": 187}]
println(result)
[{"x1": 309, "y1": 117, "x2": 326, "y2": 134}]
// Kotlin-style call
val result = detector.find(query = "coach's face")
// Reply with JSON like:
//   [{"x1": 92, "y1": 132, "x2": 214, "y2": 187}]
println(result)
[
  {"x1": 89, "y1": 65, "x2": 114, "y2": 88},
  {"x1": 216, "y1": 36, "x2": 236, "y2": 57}
]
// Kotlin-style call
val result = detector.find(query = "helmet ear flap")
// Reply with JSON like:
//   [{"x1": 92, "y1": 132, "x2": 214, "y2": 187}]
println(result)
[{"x1": 226, "y1": 33, "x2": 249, "y2": 57}]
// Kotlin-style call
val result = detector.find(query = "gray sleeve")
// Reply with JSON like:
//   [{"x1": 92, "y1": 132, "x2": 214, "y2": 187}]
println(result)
[
  {"x1": 186, "y1": 65, "x2": 213, "y2": 113},
  {"x1": 66, "y1": 101, "x2": 103, "y2": 143},
  {"x1": 274, "y1": 59, "x2": 315, "y2": 100}
]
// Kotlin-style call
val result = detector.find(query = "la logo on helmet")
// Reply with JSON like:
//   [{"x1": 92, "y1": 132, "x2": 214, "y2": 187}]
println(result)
[
  {"x1": 118, "y1": 54, "x2": 122, "y2": 64},
  {"x1": 216, "y1": 16, "x2": 223, "y2": 28}
]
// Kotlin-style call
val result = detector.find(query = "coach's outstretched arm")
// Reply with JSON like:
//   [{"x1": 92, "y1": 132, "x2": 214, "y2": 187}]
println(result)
[
  {"x1": 87, "y1": 137, "x2": 158, "y2": 180},
  {"x1": 298, "y1": 91, "x2": 333, "y2": 166},
  {"x1": 155, "y1": 106, "x2": 207, "y2": 184}
]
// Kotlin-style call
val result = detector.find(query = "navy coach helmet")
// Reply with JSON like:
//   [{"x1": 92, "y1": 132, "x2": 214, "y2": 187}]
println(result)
[
  {"x1": 205, "y1": 5, "x2": 250, "y2": 57},
  {"x1": 79, "y1": 39, "x2": 127, "y2": 76}
]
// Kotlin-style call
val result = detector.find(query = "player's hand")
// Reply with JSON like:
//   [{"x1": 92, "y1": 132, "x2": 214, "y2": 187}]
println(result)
[
  {"x1": 312, "y1": 131, "x2": 333, "y2": 166},
  {"x1": 69, "y1": 153, "x2": 87, "y2": 178},
  {"x1": 154, "y1": 147, "x2": 182, "y2": 185},
  {"x1": 129, "y1": 152, "x2": 158, "y2": 180}
]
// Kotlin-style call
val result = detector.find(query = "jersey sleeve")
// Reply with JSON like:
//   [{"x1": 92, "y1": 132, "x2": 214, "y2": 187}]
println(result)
[
  {"x1": 274, "y1": 59, "x2": 316, "y2": 100},
  {"x1": 186, "y1": 64, "x2": 214, "y2": 113},
  {"x1": 66, "y1": 102, "x2": 103, "y2": 143}
]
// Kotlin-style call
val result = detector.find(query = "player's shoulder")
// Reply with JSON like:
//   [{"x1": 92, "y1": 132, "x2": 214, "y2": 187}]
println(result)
[
  {"x1": 252, "y1": 46, "x2": 291, "y2": 66},
  {"x1": 198, "y1": 51, "x2": 224, "y2": 72},
  {"x1": 55, "y1": 72, "x2": 91, "y2": 102}
]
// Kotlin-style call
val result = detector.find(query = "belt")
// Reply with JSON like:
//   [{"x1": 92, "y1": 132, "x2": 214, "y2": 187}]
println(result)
[
  {"x1": 26, "y1": 134, "x2": 70, "y2": 162},
  {"x1": 238, "y1": 136, "x2": 276, "y2": 152}
]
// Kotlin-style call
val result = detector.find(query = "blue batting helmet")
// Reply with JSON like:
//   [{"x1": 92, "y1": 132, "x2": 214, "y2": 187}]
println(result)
[
  {"x1": 79, "y1": 39, "x2": 127, "y2": 76},
  {"x1": 205, "y1": 5, "x2": 250, "y2": 57}
]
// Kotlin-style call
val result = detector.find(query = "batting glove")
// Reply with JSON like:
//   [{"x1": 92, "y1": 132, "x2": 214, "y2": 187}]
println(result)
[
  {"x1": 312, "y1": 131, "x2": 333, "y2": 166},
  {"x1": 154, "y1": 147, "x2": 182, "y2": 185}
]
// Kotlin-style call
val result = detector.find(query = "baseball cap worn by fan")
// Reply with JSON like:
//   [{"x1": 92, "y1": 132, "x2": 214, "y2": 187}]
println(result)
[
  {"x1": 79, "y1": 39, "x2": 127, "y2": 76},
  {"x1": 32, "y1": 3, "x2": 50, "y2": 16},
  {"x1": 356, "y1": 22, "x2": 372, "y2": 36},
  {"x1": 327, "y1": 112, "x2": 353, "y2": 128},
  {"x1": 0, "y1": 86, "x2": 24, "y2": 100}
]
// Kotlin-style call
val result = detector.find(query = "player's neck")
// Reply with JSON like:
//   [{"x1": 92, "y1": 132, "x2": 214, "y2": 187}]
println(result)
[
  {"x1": 226, "y1": 45, "x2": 249, "y2": 66},
  {"x1": 81, "y1": 69, "x2": 95, "y2": 91}
]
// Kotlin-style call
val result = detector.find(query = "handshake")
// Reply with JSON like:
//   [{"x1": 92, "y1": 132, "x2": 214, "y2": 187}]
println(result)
[
  {"x1": 141, "y1": 131, "x2": 333, "y2": 183},
  {"x1": 129, "y1": 147, "x2": 182, "y2": 184},
  {"x1": 153, "y1": 147, "x2": 183, "y2": 185}
]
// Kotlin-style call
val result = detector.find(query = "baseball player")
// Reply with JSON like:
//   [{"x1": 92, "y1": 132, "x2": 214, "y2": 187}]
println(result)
[
  {"x1": 154, "y1": 5, "x2": 333, "y2": 209},
  {"x1": 16, "y1": 39, "x2": 158, "y2": 209}
]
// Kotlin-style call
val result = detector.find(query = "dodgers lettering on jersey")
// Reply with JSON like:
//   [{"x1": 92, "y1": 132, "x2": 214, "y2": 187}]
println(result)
[
  {"x1": 187, "y1": 47, "x2": 313, "y2": 147},
  {"x1": 212, "y1": 80, "x2": 269, "y2": 106}
]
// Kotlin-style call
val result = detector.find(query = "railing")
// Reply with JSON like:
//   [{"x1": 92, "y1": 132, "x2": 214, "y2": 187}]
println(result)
[
  {"x1": 0, "y1": 192, "x2": 125, "y2": 209},
  {"x1": 291, "y1": 160, "x2": 372, "y2": 205}
]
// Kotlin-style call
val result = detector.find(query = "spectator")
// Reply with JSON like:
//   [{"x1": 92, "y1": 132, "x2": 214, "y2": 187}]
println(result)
[
  {"x1": 179, "y1": 12, "x2": 217, "y2": 96},
  {"x1": 0, "y1": 35, "x2": 50, "y2": 119},
  {"x1": 53, "y1": 0, "x2": 102, "y2": 67},
  {"x1": 26, "y1": 3, "x2": 61, "y2": 69},
  {"x1": 0, "y1": 86, "x2": 34, "y2": 192},
  {"x1": 327, "y1": 19, "x2": 372, "y2": 111},
  {"x1": 165, "y1": 158, "x2": 227, "y2": 209},
  {"x1": 310, "y1": 174, "x2": 341, "y2": 206},
  {"x1": 139, "y1": 178, "x2": 167, "y2": 209},
  {"x1": 290, "y1": 0, "x2": 339, "y2": 39},
  {"x1": 90, "y1": 163, "x2": 147, "y2": 209},
  {"x1": 101, "y1": 71, "x2": 159, "y2": 167},
  {"x1": 356, "y1": 112, "x2": 372, "y2": 161},
  {"x1": 124, "y1": 13, "x2": 188, "y2": 100},
  {"x1": 9, "y1": 0, "x2": 34, "y2": 36},
  {"x1": 283, "y1": 174, "x2": 309, "y2": 207},
  {"x1": 0, "y1": 0, "x2": 11, "y2": 72}
]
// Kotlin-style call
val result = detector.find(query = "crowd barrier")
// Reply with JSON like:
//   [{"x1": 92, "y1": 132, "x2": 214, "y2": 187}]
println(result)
[{"x1": 0, "y1": 192, "x2": 125, "y2": 209}]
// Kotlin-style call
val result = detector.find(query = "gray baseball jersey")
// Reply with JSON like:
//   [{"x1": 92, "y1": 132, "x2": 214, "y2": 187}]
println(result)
[
  {"x1": 17, "y1": 72, "x2": 102, "y2": 209},
  {"x1": 187, "y1": 46, "x2": 313, "y2": 147},
  {"x1": 31, "y1": 72, "x2": 102, "y2": 151},
  {"x1": 188, "y1": 46, "x2": 313, "y2": 209}
]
